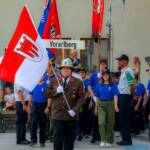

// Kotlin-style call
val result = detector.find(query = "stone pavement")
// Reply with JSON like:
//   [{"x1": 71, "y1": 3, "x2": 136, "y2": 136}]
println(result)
[{"x1": 0, "y1": 131, "x2": 149, "y2": 150}]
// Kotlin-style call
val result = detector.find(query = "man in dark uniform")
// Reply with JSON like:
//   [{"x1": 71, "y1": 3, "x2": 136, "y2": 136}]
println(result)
[{"x1": 45, "y1": 58, "x2": 84, "y2": 150}]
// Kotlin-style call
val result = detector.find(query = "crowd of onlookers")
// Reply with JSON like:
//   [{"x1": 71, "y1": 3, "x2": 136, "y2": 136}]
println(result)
[{"x1": 0, "y1": 50, "x2": 150, "y2": 149}]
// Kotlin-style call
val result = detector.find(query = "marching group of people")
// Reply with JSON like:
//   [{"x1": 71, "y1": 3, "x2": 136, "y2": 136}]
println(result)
[{"x1": 1, "y1": 49, "x2": 150, "y2": 150}]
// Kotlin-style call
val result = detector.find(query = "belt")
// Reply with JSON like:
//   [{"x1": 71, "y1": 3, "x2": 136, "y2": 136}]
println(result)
[{"x1": 100, "y1": 99, "x2": 113, "y2": 102}]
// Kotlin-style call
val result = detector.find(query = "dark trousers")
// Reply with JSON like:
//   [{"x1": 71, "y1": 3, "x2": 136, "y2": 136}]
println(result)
[
  {"x1": 30, "y1": 102, "x2": 47, "y2": 144},
  {"x1": 53, "y1": 120, "x2": 76, "y2": 150},
  {"x1": 91, "y1": 114, "x2": 100, "y2": 140},
  {"x1": 16, "y1": 101, "x2": 28, "y2": 143},
  {"x1": 114, "y1": 112, "x2": 120, "y2": 132},
  {"x1": 130, "y1": 107, "x2": 144, "y2": 134},
  {"x1": 82, "y1": 97, "x2": 93, "y2": 135},
  {"x1": 119, "y1": 94, "x2": 132, "y2": 143},
  {"x1": 91, "y1": 100, "x2": 100, "y2": 140}
]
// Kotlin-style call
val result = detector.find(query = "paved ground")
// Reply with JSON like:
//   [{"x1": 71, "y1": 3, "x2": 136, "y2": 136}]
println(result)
[{"x1": 0, "y1": 131, "x2": 149, "y2": 150}]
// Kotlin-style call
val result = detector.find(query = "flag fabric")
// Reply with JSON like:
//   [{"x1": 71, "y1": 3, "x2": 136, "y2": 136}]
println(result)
[
  {"x1": 42, "y1": 0, "x2": 61, "y2": 54},
  {"x1": 38, "y1": 0, "x2": 54, "y2": 58},
  {"x1": 92, "y1": 0, "x2": 104, "y2": 37},
  {"x1": 38, "y1": 0, "x2": 51, "y2": 36},
  {"x1": 0, "y1": 6, "x2": 49, "y2": 91}
]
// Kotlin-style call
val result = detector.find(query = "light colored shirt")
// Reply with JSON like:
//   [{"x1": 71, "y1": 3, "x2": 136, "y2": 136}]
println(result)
[
  {"x1": 72, "y1": 72, "x2": 82, "y2": 81},
  {"x1": 118, "y1": 67, "x2": 135, "y2": 95},
  {"x1": 14, "y1": 84, "x2": 30, "y2": 102},
  {"x1": 4, "y1": 94, "x2": 14, "y2": 102}
]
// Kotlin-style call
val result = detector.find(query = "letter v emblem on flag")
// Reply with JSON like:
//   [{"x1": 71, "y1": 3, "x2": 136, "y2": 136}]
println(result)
[{"x1": 0, "y1": 6, "x2": 49, "y2": 91}]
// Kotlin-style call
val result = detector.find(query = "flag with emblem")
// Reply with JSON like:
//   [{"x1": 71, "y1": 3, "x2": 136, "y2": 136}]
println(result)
[
  {"x1": 92, "y1": 0, "x2": 104, "y2": 37},
  {"x1": 42, "y1": 0, "x2": 61, "y2": 54},
  {"x1": 0, "y1": 6, "x2": 49, "y2": 91}
]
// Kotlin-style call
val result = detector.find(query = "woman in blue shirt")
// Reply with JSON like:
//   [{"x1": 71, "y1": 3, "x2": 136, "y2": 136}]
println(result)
[{"x1": 95, "y1": 70, "x2": 119, "y2": 148}]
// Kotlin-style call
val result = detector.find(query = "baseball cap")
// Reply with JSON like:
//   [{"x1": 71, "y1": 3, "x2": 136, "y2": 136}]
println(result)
[
  {"x1": 78, "y1": 67, "x2": 87, "y2": 73},
  {"x1": 116, "y1": 54, "x2": 129, "y2": 61}
]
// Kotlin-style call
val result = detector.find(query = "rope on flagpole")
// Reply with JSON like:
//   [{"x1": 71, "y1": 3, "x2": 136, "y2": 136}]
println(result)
[{"x1": 49, "y1": 60, "x2": 71, "y2": 110}]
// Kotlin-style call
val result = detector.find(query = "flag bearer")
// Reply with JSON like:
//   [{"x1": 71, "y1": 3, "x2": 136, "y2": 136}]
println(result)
[{"x1": 45, "y1": 58, "x2": 84, "y2": 150}]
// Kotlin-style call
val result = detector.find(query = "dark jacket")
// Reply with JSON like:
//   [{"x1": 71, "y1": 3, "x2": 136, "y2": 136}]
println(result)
[{"x1": 45, "y1": 76, "x2": 85, "y2": 121}]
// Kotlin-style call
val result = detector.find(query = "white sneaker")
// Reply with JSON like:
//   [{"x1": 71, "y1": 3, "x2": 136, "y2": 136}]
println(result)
[
  {"x1": 105, "y1": 142, "x2": 112, "y2": 147},
  {"x1": 114, "y1": 132, "x2": 120, "y2": 137},
  {"x1": 99, "y1": 141, "x2": 106, "y2": 147}
]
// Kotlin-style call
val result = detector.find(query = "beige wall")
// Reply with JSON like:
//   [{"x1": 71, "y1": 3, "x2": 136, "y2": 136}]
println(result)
[{"x1": 58, "y1": 0, "x2": 92, "y2": 39}]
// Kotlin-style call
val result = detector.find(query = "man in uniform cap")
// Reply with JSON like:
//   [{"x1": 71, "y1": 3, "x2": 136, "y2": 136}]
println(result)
[
  {"x1": 116, "y1": 54, "x2": 135, "y2": 146},
  {"x1": 45, "y1": 58, "x2": 84, "y2": 150}
]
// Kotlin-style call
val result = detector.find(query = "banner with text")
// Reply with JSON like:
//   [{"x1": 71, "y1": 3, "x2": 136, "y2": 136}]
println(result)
[{"x1": 43, "y1": 39, "x2": 85, "y2": 50}]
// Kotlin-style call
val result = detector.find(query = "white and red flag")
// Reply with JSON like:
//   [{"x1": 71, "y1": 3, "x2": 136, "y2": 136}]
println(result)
[
  {"x1": 92, "y1": 0, "x2": 104, "y2": 37},
  {"x1": 0, "y1": 6, "x2": 49, "y2": 91}
]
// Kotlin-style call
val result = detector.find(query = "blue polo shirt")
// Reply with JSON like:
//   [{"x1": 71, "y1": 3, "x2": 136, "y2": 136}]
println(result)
[
  {"x1": 83, "y1": 78, "x2": 90, "y2": 92},
  {"x1": 89, "y1": 72, "x2": 99, "y2": 95},
  {"x1": 147, "y1": 79, "x2": 150, "y2": 93},
  {"x1": 43, "y1": 73, "x2": 55, "y2": 85},
  {"x1": 31, "y1": 82, "x2": 48, "y2": 103},
  {"x1": 135, "y1": 82, "x2": 146, "y2": 97},
  {"x1": 95, "y1": 83, "x2": 119, "y2": 101},
  {"x1": 114, "y1": 81, "x2": 120, "y2": 95}
]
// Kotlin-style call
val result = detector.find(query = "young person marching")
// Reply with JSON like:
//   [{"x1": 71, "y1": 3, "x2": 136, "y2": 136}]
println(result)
[
  {"x1": 95, "y1": 70, "x2": 119, "y2": 147},
  {"x1": 27, "y1": 76, "x2": 51, "y2": 148}
]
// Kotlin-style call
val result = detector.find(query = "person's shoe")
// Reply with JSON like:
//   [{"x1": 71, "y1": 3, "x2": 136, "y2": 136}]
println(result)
[
  {"x1": 117, "y1": 141, "x2": 132, "y2": 146},
  {"x1": 17, "y1": 140, "x2": 30, "y2": 145},
  {"x1": 99, "y1": 141, "x2": 106, "y2": 147},
  {"x1": 29, "y1": 142, "x2": 37, "y2": 147},
  {"x1": 84, "y1": 135, "x2": 89, "y2": 139},
  {"x1": 24, "y1": 139, "x2": 30, "y2": 144},
  {"x1": 90, "y1": 138, "x2": 96, "y2": 143},
  {"x1": 40, "y1": 143, "x2": 45, "y2": 148},
  {"x1": 45, "y1": 137, "x2": 50, "y2": 143},
  {"x1": 78, "y1": 135, "x2": 83, "y2": 141},
  {"x1": 114, "y1": 132, "x2": 120, "y2": 137},
  {"x1": 105, "y1": 142, "x2": 112, "y2": 147},
  {"x1": 50, "y1": 137, "x2": 53, "y2": 143},
  {"x1": 134, "y1": 132, "x2": 140, "y2": 135}
]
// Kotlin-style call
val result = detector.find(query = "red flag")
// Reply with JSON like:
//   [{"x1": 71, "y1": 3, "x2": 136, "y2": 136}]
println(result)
[
  {"x1": 0, "y1": 6, "x2": 48, "y2": 91},
  {"x1": 92, "y1": 0, "x2": 104, "y2": 37},
  {"x1": 42, "y1": 0, "x2": 61, "y2": 54}
]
